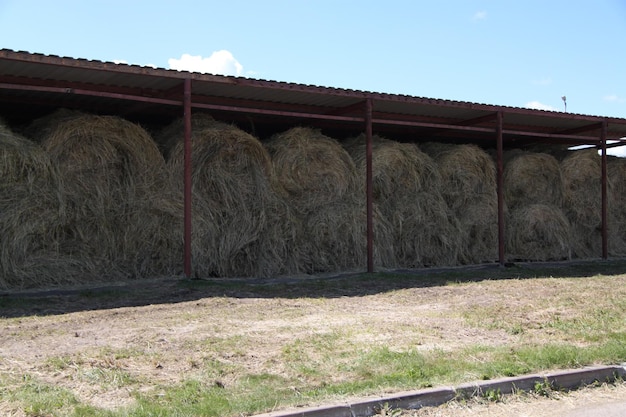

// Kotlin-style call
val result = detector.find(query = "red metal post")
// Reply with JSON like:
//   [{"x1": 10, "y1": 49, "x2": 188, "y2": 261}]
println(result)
[
  {"x1": 496, "y1": 111, "x2": 505, "y2": 266},
  {"x1": 601, "y1": 120, "x2": 608, "y2": 259},
  {"x1": 183, "y1": 78, "x2": 192, "y2": 277},
  {"x1": 365, "y1": 98, "x2": 374, "y2": 273}
]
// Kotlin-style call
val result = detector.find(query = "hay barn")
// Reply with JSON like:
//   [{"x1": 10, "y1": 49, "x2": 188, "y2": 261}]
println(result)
[{"x1": 2, "y1": 49, "x2": 626, "y2": 289}]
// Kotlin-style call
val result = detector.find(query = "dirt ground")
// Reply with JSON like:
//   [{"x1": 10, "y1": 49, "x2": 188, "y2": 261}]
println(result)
[{"x1": 1, "y1": 265, "x2": 625, "y2": 416}]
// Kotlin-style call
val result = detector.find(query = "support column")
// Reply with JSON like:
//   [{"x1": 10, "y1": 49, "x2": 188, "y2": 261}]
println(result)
[
  {"x1": 496, "y1": 111, "x2": 505, "y2": 266},
  {"x1": 183, "y1": 78, "x2": 192, "y2": 277},
  {"x1": 365, "y1": 98, "x2": 374, "y2": 273},
  {"x1": 601, "y1": 120, "x2": 608, "y2": 259}
]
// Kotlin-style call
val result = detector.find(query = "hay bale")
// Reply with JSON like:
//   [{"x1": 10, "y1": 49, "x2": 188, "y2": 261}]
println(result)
[
  {"x1": 458, "y1": 200, "x2": 499, "y2": 264},
  {"x1": 345, "y1": 135, "x2": 461, "y2": 268},
  {"x1": 506, "y1": 203, "x2": 572, "y2": 261},
  {"x1": 1, "y1": 122, "x2": 57, "y2": 189},
  {"x1": 21, "y1": 108, "x2": 85, "y2": 143},
  {"x1": 607, "y1": 157, "x2": 626, "y2": 256},
  {"x1": 422, "y1": 142, "x2": 497, "y2": 212},
  {"x1": 162, "y1": 115, "x2": 294, "y2": 277},
  {"x1": 504, "y1": 151, "x2": 564, "y2": 209},
  {"x1": 561, "y1": 149, "x2": 603, "y2": 258},
  {"x1": 266, "y1": 127, "x2": 368, "y2": 272},
  {"x1": 37, "y1": 114, "x2": 178, "y2": 281},
  {"x1": 266, "y1": 127, "x2": 360, "y2": 209}
]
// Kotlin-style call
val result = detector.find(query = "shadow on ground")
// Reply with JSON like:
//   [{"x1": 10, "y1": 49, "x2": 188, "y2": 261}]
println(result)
[{"x1": 1, "y1": 258, "x2": 625, "y2": 318}]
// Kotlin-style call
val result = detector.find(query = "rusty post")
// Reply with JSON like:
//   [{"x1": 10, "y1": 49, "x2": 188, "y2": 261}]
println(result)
[
  {"x1": 183, "y1": 78, "x2": 192, "y2": 277},
  {"x1": 496, "y1": 111, "x2": 505, "y2": 266},
  {"x1": 601, "y1": 120, "x2": 608, "y2": 259},
  {"x1": 365, "y1": 98, "x2": 374, "y2": 273}
]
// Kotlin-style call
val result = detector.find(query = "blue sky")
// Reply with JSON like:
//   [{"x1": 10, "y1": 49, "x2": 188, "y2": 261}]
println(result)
[{"x1": 1, "y1": 0, "x2": 625, "y2": 119}]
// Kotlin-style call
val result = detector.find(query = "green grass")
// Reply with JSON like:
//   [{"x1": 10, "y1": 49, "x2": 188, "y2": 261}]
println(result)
[{"x1": 2, "y1": 262, "x2": 626, "y2": 416}]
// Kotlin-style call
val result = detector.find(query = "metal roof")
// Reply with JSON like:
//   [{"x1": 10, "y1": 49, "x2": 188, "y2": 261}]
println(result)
[{"x1": 2, "y1": 48, "x2": 626, "y2": 147}]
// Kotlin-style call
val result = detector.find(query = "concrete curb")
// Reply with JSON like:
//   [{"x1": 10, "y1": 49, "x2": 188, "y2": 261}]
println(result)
[{"x1": 254, "y1": 365, "x2": 626, "y2": 417}]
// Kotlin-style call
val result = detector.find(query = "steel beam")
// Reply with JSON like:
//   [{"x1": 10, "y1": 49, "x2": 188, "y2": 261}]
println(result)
[
  {"x1": 496, "y1": 112, "x2": 505, "y2": 266},
  {"x1": 365, "y1": 99, "x2": 374, "y2": 273},
  {"x1": 183, "y1": 78, "x2": 192, "y2": 277},
  {"x1": 601, "y1": 120, "x2": 608, "y2": 259}
]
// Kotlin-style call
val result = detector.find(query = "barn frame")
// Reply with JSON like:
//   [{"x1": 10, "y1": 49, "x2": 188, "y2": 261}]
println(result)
[{"x1": 2, "y1": 49, "x2": 626, "y2": 278}]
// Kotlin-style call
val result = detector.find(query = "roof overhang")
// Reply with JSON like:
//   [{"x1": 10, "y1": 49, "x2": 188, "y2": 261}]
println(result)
[{"x1": 1, "y1": 49, "x2": 626, "y2": 149}]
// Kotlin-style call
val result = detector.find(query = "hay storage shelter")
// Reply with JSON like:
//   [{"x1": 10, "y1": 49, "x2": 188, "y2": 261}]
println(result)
[{"x1": 2, "y1": 49, "x2": 626, "y2": 288}]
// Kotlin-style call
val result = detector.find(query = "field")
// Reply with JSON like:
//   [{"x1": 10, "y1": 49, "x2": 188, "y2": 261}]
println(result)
[{"x1": 1, "y1": 260, "x2": 626, "y2": 416}]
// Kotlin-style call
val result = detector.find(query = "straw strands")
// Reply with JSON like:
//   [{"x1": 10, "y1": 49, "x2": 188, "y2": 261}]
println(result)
[
  {"x1": 345, "y1": 135, "x2": 460, "y2": 267},
  {"x1": 506, "y1": 204, "x2": 572, "y2": 261},
  {"x1": 504, "y1": 151, "x2": 564, "y2": 209},
  {"x1": 163, "y1": 115, "x2": 294, "y2": 277},
  {"x1": 561, "y1": 149, "x2": 603, "y2": 258},
  {"x1": 422, "y1": 142, "x2": 498, "y2": 264},
  {"x1": 266, "y1": 127, "x2": 365, "y2": 272},
  {"x1": 607, "y1": 157, "x2": 626, "y2": 256}
]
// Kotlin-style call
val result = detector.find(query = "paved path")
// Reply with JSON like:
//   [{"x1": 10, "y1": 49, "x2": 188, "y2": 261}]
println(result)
[{"x1": 560, "y1": 401, "x2": 626, "y2": 417}]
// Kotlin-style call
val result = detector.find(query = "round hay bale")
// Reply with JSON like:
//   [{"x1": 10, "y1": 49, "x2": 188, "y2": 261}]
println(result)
[
  {"x1": 506, "y1": 203, "x2": 572, "y2": 261},
  {"x1": 345, "y1": 135, "x2": 461, "y2": 268},
  {"x1": 21, "y1": 108, "x2": 85, "y2": 143},
  {"x1": 457, "y1": 200, "x2": 499, "y2": 264},
  {"x1": 345, "y1": 134, "x2": 442, "y2": 198},
  {"x1": 163, "y1": 116, "x2": 293, "y2": 277},
  {"x1": 1, "y1": 123, "x2": 58, "y2": 189},
  {"x1": 422, "y1": 142, "x2": 497, "y2": 213},
  {"x1": 561, "y1": 149, "x2": 603, "y2": 258},
  {"x1": 607, "y1": 157, "x2": 626, "y2": 256},
  {"x1": 37, "y1": 114, "x2": 177, "y2": 281},
  {"x1": 266, "y1": 127, "x2": 360, "y2": 209},
  {"x1": 504, "y1": 151, "x2": 564, "y2": 209}
]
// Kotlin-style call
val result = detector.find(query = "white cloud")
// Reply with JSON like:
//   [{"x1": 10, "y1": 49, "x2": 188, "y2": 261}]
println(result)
[
  {"x1": 603, "y1": 94, "x2": 625, "y2": 103},
  {"x1": 525, "y1": 101, "x2": 558, "y2": 111},
  {"x1": 531, "y1": 77, "x2": 552, "y2": 86},
  {"x1": 473, "y1": 11, "x2": 487, "y2": 20},
  {"x1": 168, "y1": 51, "x2": 244, "y2": 76}
]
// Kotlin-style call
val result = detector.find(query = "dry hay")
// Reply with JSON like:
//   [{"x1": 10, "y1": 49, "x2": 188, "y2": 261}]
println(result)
[
  {"x1": 345, "y1": 135, "x2": 461, "y2": 268},
  {"x1": 266, "y1": 127, "x2": 360, "y2": 209},
  {"x1": 20, "y1": 108, "x2": 85, "y2": 143},
  {"x1": 265, "y1": 127, "x2": 368, "y2": 273},
  {"x1": 162, "y1": 115, "x2": 295, "y2": 277},
  {"x1": 1, "y1": 121, "x2": 57, "y2": 189},
  {"x1": 31, "y1": 114, "x2": 179, "y2": 284},
  {"x1": 503, "y1": 151, "x2": 564, "y2": 209},
  {"x1": 422, "y1": 142, "x2": 497, "y2": 213},
  {"x1": 607, "y1": 157, "x2": 626, "y2": 256},
  {"x1": 457, "y1": 200, "x2": 499, "y2": 264},
  {"x1": 506, "y1": 203, "x2": 572, "y2": 261},
  {"x1": 561, "y1": 149, "x2": 603, "y2": 258}
]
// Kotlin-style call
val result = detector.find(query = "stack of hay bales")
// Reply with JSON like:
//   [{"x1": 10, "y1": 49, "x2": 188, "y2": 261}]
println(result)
[
  {"x1": 422, "y1": 143, "x2": 498, "y2": 264},
  {"x1": 346, "y1": 135, "x2": 460, "y2": 268},
  {"x1": 561, "y1": 149, "x2": 604, "y2": 258},
  {"x1": 161, "y1": 114, "x2": 295, "y2": 277},
  {"x1": 606, "y1": 156, "x2": 626, "y2": 256},
  {"x1": 36, "y1": 113, "x2": 179, "y2": 281},
  {"x1": 265, "y1": 127, "x2": 366, "y2": 273},
  {"x1": 503, "y1": 151, "x2": 571, "y2": 261},
  {"x1": 0, "y1": 120, "x2": 68, "y2": 289}
]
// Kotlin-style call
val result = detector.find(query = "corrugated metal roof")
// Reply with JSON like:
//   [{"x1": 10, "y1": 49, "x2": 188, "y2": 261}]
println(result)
[{"x1": 1, "y1": 48, "x2": 626, "y2": 145}]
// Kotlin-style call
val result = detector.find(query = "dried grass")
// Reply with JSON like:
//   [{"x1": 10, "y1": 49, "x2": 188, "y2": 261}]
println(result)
[
  {"x1": 266, "y1": 127, "x2": 366, "y2": 273},
  {"x1": 504, "y1": 151, "x2": 564, "y2": 209},
  {"x1": 163, "y1": 115, "x2": 295, "y2": 277},
  {"x1": 422, "y1": 142, "x2": 497, "y2": 211},
  {"x1": 22, "y1": 114, "x2": 178, "y2": 285},
  {"x1": 561, "y1": 149, "x2": 603, "y2": 258},
  {"x1": 607, "y1": 157, "x2": 626, "y2": 256},
  {"x1": 345, "y1": 135, "x2": 461, "y2": 267},
  {"x1": 458, "y1": 200, "x2": 499, "y2": 264},
  {"x1": 506, "y1": 203, "x2": 572, "y2": 261}
]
